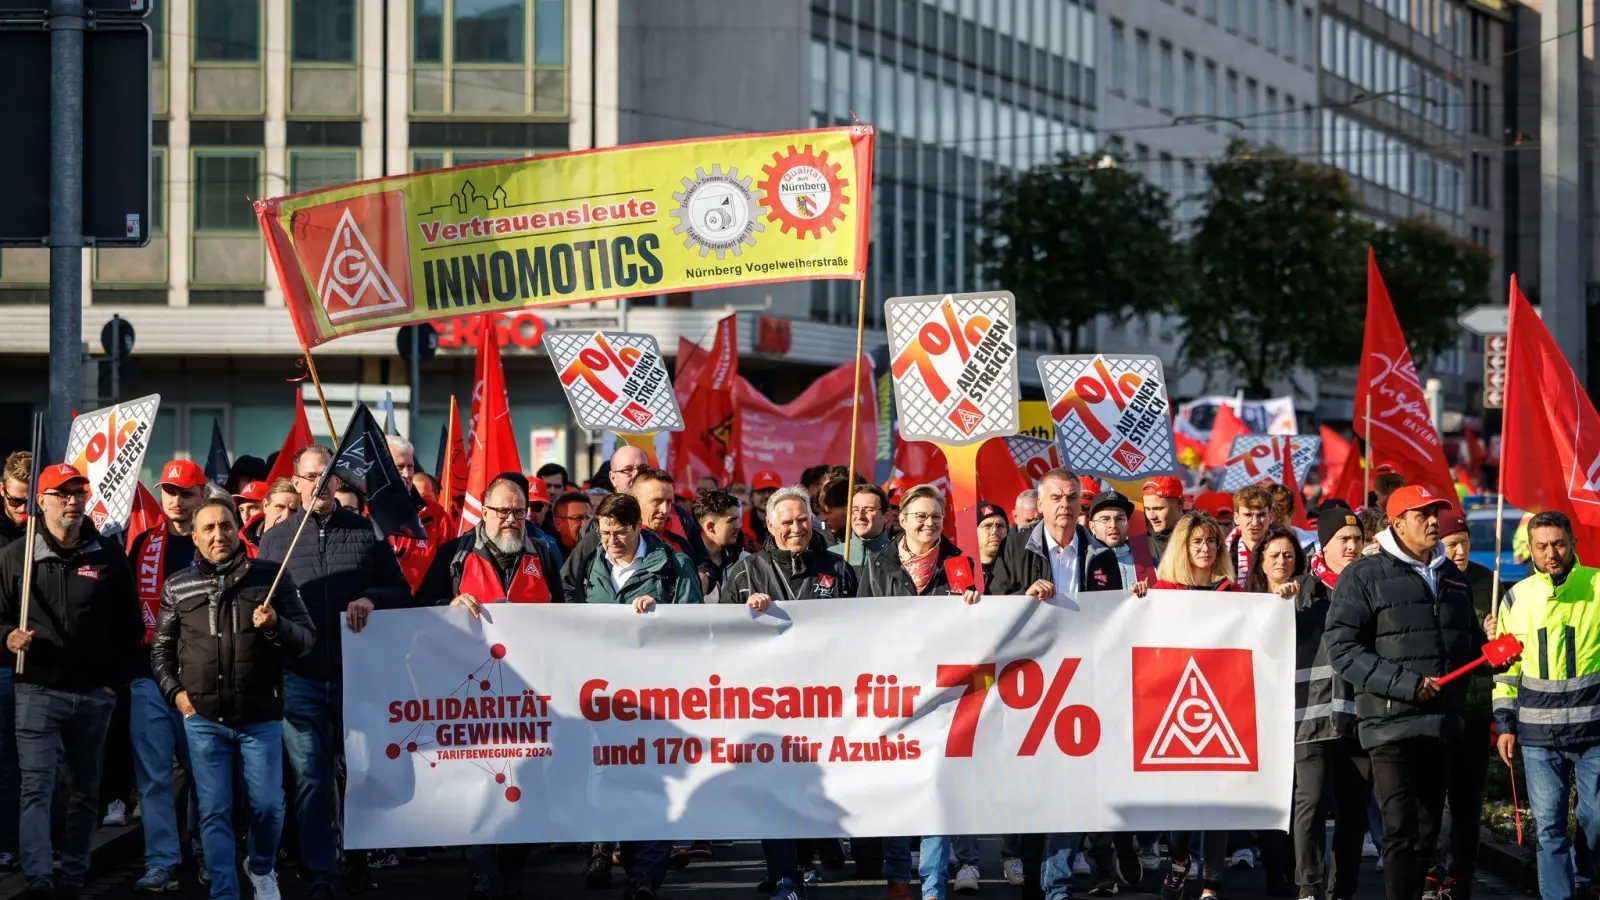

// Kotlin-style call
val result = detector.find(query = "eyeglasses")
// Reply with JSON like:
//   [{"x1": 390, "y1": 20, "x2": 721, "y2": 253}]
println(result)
[
  {"x1": 598, "y1": 528, "x2": 635, "y2": 542},
  {"x1": 613, "y1": 466, "x2": 643, "y2": 478},
  {"x1": 483, "y1": 505, "x2": 528, "y2": 520},
  {"x1": 850, "y1": 506, "x2": 883, "y2": 517},
  {"x1": 554, "y1": 514, "x2": 591, "y2": 523},
  {"x1": 904, "y1": 512, "x2": 944, "y2": 525},
  {"x1": 293, "y1": 472, "x2": 325, "y2": 483},
  {"x1": 44, "y1": 489, "x2": 89, "y2": 503},
  {"x1": 3, "y1": 494, "x2": 27, "y2": 508}
]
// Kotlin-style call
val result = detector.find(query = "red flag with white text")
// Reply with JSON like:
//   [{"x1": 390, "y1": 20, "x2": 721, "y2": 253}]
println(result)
[
  {"x1": 1501, "y1": 277, "x2": 1600, "y2": 563},
  {"x1": 458, "y1": 325, "x2": 522, "y2": 536},
  {"x1": 1352, "y1": 251, "x2": 1456, "y2": 502}
]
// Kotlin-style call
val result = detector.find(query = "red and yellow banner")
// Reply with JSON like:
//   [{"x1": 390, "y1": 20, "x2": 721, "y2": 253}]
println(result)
[{"x1": 257, "y1": 127, "x2": 875, "y2": 348}]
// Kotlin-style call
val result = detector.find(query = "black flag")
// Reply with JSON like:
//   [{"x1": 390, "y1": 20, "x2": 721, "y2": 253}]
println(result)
[
  {"x1": 204, "y1": 420, "x2": 231, "y2": 487},
  {"x1": 24, "y1": 412, "x2": 49, "y2": 517},
  {"x1": 320, "y1": 405, "x2": 423, "y2": 540}
]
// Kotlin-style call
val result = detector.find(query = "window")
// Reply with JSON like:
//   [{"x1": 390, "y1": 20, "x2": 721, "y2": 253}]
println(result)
[
  {"x1": 456, "y1": 0, "x2": 525, "y2": 63},
  {"x1": 149, "y1": 151, "x2": 166, "y2": 233},
  {"x1": 1265, "y1": 0, "x2": 1278, "y2": 52},
  {"x1": 1108, "y1": 20, "x2": 1124, "y2": 93},
  {"x1": 1203, "y1": 0, "x2": 1217, "y2": 22},
  {"x1": 1182, "y1": 52, "x2": 1196, "y2": 115},
  {"x1": 1223, "y1": 0, "x2": 1237, "y2": 32},
  {"x1": 151, "y1": 0, "x2": 165, "y2": 62},
  {"x1": 415, "y1": 0, "x2": 444, "y2": 62},
  {"x1": 1302, "y1": 8, "x2": 1314, "y2": 66},
  {"x1": 289, "y1": 151, "x2": 359, "y2": 193},
  {"x1": 1224, "y1": 69, "x2": 1238, "y2": 118},
  {"x1": 1244, "y1": 78, "x2": 1258, "y2": 134},
  {"x1": 194, "y1": 0, "x2": 259, "y2": 62},
  {"x1": 1204, "y1": 60, "x2": 1218, "y2": 117},
  {"x1": 194, "y1": 152, "x2": 261, "y2": 231},
  {"x1": 1283, "y1": 1, "x2": 1294, "y2": 59},
  {"x1": 1264, "y1": 88, "x2": 1278, "y2": 145},
  {"x1": 1158, "y1": 41, "x2": 1174, "y2": 112},
  {"x1": 534, "y1": 0, "x2": 565, "y2": 65},
  {"x1": 292, "y1": 0, "x2": 356, "y2": 62},
  {"x1": 1243, "y1": 0, "x2": 1257, "y2": 41},
  {"x1": 1134, "y1": 31, "x2": 1150, "y2": 104},
  {"x1": 411, "y1": 149, "x2": 537, "y2": 171}
]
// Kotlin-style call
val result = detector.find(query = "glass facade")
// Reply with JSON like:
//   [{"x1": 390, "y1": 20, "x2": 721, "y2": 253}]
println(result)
[{"x1": 807, "y1": 0, "x2": 1097, "y2": 331}]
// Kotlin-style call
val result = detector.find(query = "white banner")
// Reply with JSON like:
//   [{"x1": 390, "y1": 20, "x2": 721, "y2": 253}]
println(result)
[
  {"x1": 1175, "y1": 396, "x2": 1297, "y2": 442},
  {"x1": 342, "y1": 592, "x2": 1293, "y2": 848},
  {"x1": 63, "y1": 394, "x2": 161, "y2": 538}
]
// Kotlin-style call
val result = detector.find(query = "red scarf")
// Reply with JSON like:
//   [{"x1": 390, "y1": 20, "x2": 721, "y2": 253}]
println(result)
[
  {"x1": 458, "y1": 550, "x2": 550, "y2": 604},
  {"x1": 898, "y1": 538, "x2": 939, "y2": 593},
  {"x1": 1227, "y1": 527, "x2": 1250, "y2": 588},
  {"x1": 133, "y1": 527, "x2": 166, "y2": 643},
  {"x1": 1310, "y1": 550, "x2": 1339, "y2": 590}
]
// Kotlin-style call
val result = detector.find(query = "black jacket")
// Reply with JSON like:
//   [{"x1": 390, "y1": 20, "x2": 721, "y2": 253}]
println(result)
[
  {"x1": 0, "y1": 515, "x2": 25, "y2": 552},
  {"x1": 255, "y1": 508, "x2": 411, "y2": 682},
  {"x1": 722, "y1": 538, "x2": 859, "y2": 603},
  {"x1": 416, "y1": 526, "x2": 565, "y2": 606},
  {"x1": 151, "y1": 552, "x2": 316, "y2": 724},
  {"x1": 894, "y1": 536, "x2": 971, "y2": 597},
  {"x1": 1293, "y1": 572, "x2": 1359, "y2": 744},
  {"x1": 1461, "y1": 558, "x2": 1503, "y2": 723},
  {"x1": 1148, "y1": 528, "x2": 1173, "y2": 571},
  {"x1": 855, "y1": 548, "x2": 916, "y2": 598},
  {"x1": 0, "y1": 524, "x2": 144, "y2": 690},
  {"x1": 988, "y1": 523, "x2": 1124, "y2": 596},
  {"x1": 1325, "y1": 531, "x2": 1486, "y2": 749}
]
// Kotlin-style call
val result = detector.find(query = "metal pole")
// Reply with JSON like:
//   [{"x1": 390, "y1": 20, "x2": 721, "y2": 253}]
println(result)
[
  {"x1": 409, "y1": 327, "x2": 420, "y2": 440},
  {"x1": 1541, "y1": 0, "x2": 1586, "y2": 389},
  {"x1": 110, "y1": 315, "x2": 121, "y2": 404},
  {"x1": 46, "y1": 0, "x2": 87, "y2": 450}
]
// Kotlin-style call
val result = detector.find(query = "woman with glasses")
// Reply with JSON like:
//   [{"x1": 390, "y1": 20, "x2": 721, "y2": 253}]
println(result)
[{"x1": 894, "y1": 486, "x2": 973, "y2": 599}]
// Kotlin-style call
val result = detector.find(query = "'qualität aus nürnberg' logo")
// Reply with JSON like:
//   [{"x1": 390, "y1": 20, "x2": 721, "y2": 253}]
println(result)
[
  {"x1": 670, "y1": 164, "x2": 764, "y2": 259},
  {"x1": 757, "y1": 145, "x2": 850, "y2": 239}
]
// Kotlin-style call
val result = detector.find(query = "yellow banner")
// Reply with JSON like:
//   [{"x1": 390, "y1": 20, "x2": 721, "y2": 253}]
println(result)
[{"x1": 257, "y1": 127, "x2": 875, "y2": 348}]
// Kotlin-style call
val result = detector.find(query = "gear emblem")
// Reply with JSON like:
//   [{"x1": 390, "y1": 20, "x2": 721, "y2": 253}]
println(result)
[
  {"x1": 669, "y1": 164, "x2": 764, "y2": 259},
  {"x1": 757, "y1": 145, "x2": 850, "y2": 240}
]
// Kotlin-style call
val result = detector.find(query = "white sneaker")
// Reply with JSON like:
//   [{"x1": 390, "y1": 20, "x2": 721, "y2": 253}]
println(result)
[
  {"x1": 1227, "y1": 849, "x2": 1255, "y2": 869},
  {"x1": 132, "y1": 800, "x2": 142, "y2": 820},
  {"x1": 1072, "y1": 855, "x2": 1091, "y2": 876},
  {"x1": 246, "y1": 868, "x2": 281, "y2": 900},
  {"x1": 1362, "y1": 835, "x2": 1379, "y2": 858},
  {"x1": 1002, "y1": 857, "x2": 1025, "y2": 887},
  {"x1": 954, "y1": 865, "x2": 980, "y2": 893},
  {"x1": 101, "y1": 800, "x2": 127, "y2": 827}
]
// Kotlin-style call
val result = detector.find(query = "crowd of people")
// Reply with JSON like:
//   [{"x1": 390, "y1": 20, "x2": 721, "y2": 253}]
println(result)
[{"x1": 0, "y1": 437, "x2": 1588, "y2": 900}]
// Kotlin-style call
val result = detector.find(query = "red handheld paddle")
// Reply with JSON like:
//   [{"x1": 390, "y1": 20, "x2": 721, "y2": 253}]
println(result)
[
  {"x1": 944, "y1": 557, "x2": 976, "y2": 593},
  {"x1": 1436, "y1": 634, "x2": 1523, "y2": 686}
]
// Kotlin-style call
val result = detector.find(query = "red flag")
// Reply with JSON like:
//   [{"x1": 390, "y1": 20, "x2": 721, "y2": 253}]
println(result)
[
  {"x1": 733, "y1": 358, "x2": 875, "y2": 487},
  {"x1": 1328, "y1": 437, "x2": 1367, "y2": 510},
  {"x1": 1319, "y1": 426, "x2": 1351, "y2": 482},
  {"x1": 438, "y1": 395, "x2": 468, "y2": 527},
  {"x1": 673, "y1": 316, "x2": 739, "y2": 485},
  {"x1": 1280, "y1": 437, "x2": 1310, "y2": 528},
  {"x1": 1204, "y1": 402, "x2": 1248, "y2": 469},
  {"x1": 458, "y1": 323, "x2": 522, "y2": 536},
  {"x1": 976, "y1": 438, "x2": 1031, "y2": 518},
  {"x1": 123, "y1": 483, "x2": 163, "y2": 554},
  {"x1": 265, "y1": 390, "x2": 314, "y2": 484},
  {"x1": 1353, "y1": 251, "x2": 1456, "y2": 502},
  {"x1": 1464, "y1": 425, "x2": 1488, "y2": 484},
  {"x1": 1501, "y1": 276, "x2": 1600, "y2": 563}
]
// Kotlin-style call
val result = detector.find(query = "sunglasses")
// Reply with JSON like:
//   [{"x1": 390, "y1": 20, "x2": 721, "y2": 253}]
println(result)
[{"x1": 3, "y1": 494, "x2": 26, "y2": 508}]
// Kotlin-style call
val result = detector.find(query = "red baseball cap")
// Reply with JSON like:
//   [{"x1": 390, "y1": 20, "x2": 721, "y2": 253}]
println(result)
[
  {"x1": 527, "y1": 478, "x2": 550, "y2": 504},
  {"x1": 1385, "y1": 484, "x2": 1453, "y2": 520},
  {"x1": 1436, "y1": 507, "x2": 1467, "y2": 540},
  {"x1": 1079, "y1": 476, "x2": 1101, "y2": 497},
  {"x1": 1141, "y1": 476, "x2": 1184, "y2": 500},
  {"x1": 37, "y1": 463, "x2": 88, "y2": 495},
  {"x1": 751, "y1": 471, "x2": 782, "y2": 491},
  {"x1": 233, "y1": 481, "x2": 268, "y2": 503},
  {"x1": 155, "y1": 459, "x2": 206, "y2": 490}
]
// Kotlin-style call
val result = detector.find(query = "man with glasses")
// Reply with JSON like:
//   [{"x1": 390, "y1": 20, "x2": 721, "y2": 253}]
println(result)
[
  {"x1": 608, "y1": 446, "x2": 650, "y2": 494},
  {"x1": 419, "y1": 476, "x2": 561, "y2": 900},
  {"x1": 125, "y1": 459, "x2": 209, "y2": 892},
  {"x1": 1, "y1": 451, "x2": 32, "y2": 551},
  {"x1": 385, "y1": 437, "x2": 449, "y2": 592},
  {"x1": 0, "y1": 463, "x2": 144, "y2": 899},
  {"x1": 257, "y1": 445, "x2": 411, "y2": 900},
  {"x1": 551, "y1": 492, "x2": 592, "y2": 556}
]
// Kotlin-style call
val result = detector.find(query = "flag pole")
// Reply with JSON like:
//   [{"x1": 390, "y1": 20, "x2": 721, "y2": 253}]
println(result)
[
  {"x1": 1363, "y1": 393, "x2": 1376, "y2": 506},
  {"x1": 301, "y1": 351, "x2": 341, "y2": 450},
  {"x1": 842, "y1": 276, "x2": 868, "y2": 565},
  {"x1": 257, "y1": 503, "x2": 319, "y2": 613},
  {"x1": 13, "y1": 504, "x2": 37, "y2": 675}
]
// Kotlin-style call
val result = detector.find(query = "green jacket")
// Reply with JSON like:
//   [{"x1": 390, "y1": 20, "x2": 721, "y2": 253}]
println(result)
[{"x1": 573, "y1": 530, "x2": 703, "y2": 606}]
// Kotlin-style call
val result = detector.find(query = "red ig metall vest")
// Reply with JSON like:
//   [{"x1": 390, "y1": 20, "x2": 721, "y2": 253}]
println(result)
[{"x1": 457, "y1": 551, "x2": 551, "y2": 604}]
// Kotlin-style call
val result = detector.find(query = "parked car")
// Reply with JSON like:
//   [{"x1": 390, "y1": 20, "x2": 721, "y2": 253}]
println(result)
[{"x1": 1466, "y1": 502, "x2": 1527, "y2": 583}]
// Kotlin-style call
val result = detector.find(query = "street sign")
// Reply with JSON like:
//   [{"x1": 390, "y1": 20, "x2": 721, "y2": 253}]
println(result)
[
  {"x1": 395, "y1": 323, "x2": 438, "y2": 361},
  {"x1": 0, "y1": 22, "x2": 152, "y2": 246},
  {"x1": 1486, "y1": 334, "x2": 1508, "y2": 354},
  {"x1": 99, "y1": 316, "x2": 134, "y2": 357},
  {"x1": 1484, "y1": 387, "x2": 1504, "y2": 408},
  {"x1": 1459, "y1": 304, "x2": 1544, "y2": 336},
  {"x1": 1482, "y1": 330, "x2": 1508, "y2": 409}
]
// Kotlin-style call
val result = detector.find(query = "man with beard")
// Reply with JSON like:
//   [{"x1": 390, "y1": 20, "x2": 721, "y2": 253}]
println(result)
[
  {"x1": 0, "y1": 452, "x2": 29, "y2": 872},
  {"x1": 0, "y1": 464, "x2": 143, "y2": 899},
  {"x1": 151, "y1": 499, "x2": 314, "y2": 900},
  {"x1": 1494, "y1": 511, "x2": 1600, "y2": 900},
  {"x1": 1140, "y1": 477, "x2": 1184, "y2": 568},
  {"x1": 976, "y1": 503, "x2": 1008, "y2": 586},
  {"x1": 0, "y1": 452, "x2": 30, "y2": 551},
  {"x1": 418, "y1": 477, "x2": 562, "y2": 900},
  {"x1": 125, "y1": 459, "x2": 209, "y2": 892},
  {"x1": 1087, "y1": 491, "x2": 1140, "y2": 589},
  {"x1": 257, "y1": 445, "x2": 411, "y2": 899}
]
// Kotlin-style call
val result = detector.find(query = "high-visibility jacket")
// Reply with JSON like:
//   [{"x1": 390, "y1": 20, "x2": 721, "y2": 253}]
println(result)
[{"x1": 1493, "y1": 564, "x2": 1600, "y2": 749}]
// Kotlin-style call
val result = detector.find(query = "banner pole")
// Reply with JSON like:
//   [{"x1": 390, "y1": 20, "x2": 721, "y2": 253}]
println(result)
[
  {"x1": 843, "y1": 276, "x2": 869, "y2": 565},
  {"x1": 259, "y1": 503, "x2": 318, "y2": 612},
  {"x1": 1363, "y1": 395, "x2": 1376, "y2": 509},
  {"x1": 13, "y1": 511, "x2": 36, "y2": 675},
  {"x1": 302, "y1": 351, "x2": 341, "y2": 450}
]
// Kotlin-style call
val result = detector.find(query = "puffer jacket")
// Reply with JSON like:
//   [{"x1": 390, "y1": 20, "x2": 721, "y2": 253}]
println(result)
[
  {"x1": 1293, "y1": 572, "x2": 1359, "y2": 744},
  {"x1": 892, "y1": 536, "x2": 971, "y2": 597},
  {"x1": 855, "y1": 547, "x2": 916, "y2": 598},
  {"x1": 988, "y1": 523, "x2": 1123, "y2": 596},
  {"x1": 570, "y1": 530, "x2": 703, "y2": 605},
  {"x1": 151, "y1": 551, "x2": 315, "y2": 725},
  {"x1": 255, "y1": 508, "x2": 411, "y2": 682},
  {"x1": 1325, "y1": 528, "x2": 1485, "y2": 749},
  {"x1": 722, "y1": 536, "x2": 859, "y2": 603}
]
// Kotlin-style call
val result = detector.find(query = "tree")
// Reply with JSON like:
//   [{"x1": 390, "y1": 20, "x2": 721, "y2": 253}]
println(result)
[
  {"x1": 978, "y1": 153, "x2": 1188, "y2": 353},
  {"x1": 1364, "y1": 218, "x2": 1492, "y2": 364},
  {"x1": 1178, "y1": 144, "x2": 1368, "y2": 397}
]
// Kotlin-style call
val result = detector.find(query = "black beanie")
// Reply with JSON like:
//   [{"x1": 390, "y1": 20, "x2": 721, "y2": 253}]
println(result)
[{"x1": 1318, "y1": 507, "x2": 1362, "y2": 547}]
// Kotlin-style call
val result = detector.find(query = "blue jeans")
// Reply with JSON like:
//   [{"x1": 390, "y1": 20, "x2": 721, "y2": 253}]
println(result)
[
  {"x1": 130, "y1": 677, "x2": 190, "y2": 869},
  {"x1": 884, "y1": 837, "x2": 913, "y2": 884},
  {"x1": 186, "y1": 715, "x2": 284, "y2": 900},
  {"x1": 282, "y1": 673, "x2": 342, "y2": 888},
  {"x1": 918, "y1": 836, "x2": 980, "y2": 900},
  {"x1": 15, "y1": 684, "x2": 116, "y2": 884},
  {"x1": 619, "y1": 841, "x2": 672, "y2": 889},
  {"x1": 1522, "y1": 743, "x2": 1600, "y2": 900},
  {"x1": 1039, "y1": 833, "x2": 1085, "y2": 900},
  {"x1": 0, "y1": 669, "x2": 20, "y2": 855}
]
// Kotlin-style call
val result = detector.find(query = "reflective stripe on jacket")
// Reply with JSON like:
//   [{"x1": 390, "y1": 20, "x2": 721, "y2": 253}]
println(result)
[{"x1": 1493, "y1": 565, "x2": 1600, "y2": 749}]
